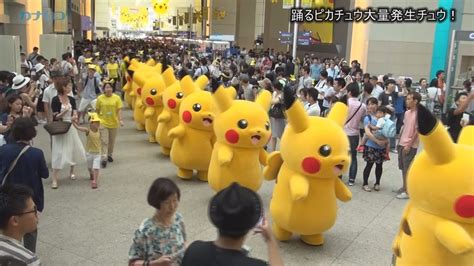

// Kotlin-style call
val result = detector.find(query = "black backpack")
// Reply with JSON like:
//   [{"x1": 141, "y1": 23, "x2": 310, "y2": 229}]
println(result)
[{"x1": 84, "y1": 77, "x2": 101, "y2": 95}]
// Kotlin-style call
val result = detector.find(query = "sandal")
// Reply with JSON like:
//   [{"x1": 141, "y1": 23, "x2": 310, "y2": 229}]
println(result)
[
  {"x1": 51, "y1": 181, "x2": 58, "y2": 189},
  {"x1": 70, "y1": 174, "x2": 76, "y2": 180},
  {"x1": 91, "y1": 181, "x2": 98, "y2": 189},
  {"x1": 362, "y1": 185, "x2": 372, "y2": 192},
  {"x1": 373, "y1": 184, "x2": 380, "y2": 191}
]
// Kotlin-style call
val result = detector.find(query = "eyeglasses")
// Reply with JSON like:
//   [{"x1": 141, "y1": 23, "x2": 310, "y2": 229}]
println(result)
[{"x1": 16, "y1": 206, "x2": 37, "y2": 216}]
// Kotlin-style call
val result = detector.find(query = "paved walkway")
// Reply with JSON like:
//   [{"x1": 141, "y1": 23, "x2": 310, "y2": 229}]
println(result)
[{"x1": 35, "y1": 108, "x2": 406, "y2": 265}]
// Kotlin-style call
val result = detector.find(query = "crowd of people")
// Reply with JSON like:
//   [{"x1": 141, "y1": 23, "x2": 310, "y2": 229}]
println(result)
[{"x1": 0, "y1": 37, "x2": 473, "y2": 265}]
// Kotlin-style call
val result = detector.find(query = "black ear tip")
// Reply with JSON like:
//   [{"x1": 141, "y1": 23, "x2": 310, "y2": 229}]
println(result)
[
  {"x1": 418, "y1": 104, "x2": 437, "y2": 135},
  {"x1": 283, "y1": 84, "x2": 296, "y2": 108},
  {"x1": 211, "y1": 78, "x2": 221, "y2": 93}
]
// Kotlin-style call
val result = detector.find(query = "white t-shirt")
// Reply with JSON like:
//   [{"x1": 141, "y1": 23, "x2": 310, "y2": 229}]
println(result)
[
  {"x1": 42, "y1": 84, "x2": 73, "y2": 105},
  {"x1": 371, "y1": 85, "x2": 384, "y2": 99},
  {"x1": 323, "y1": 86, "x2": 336, "y2": 108},
  {"x1": 306, "y1": 103, "x2": 321, "y2": 117}
]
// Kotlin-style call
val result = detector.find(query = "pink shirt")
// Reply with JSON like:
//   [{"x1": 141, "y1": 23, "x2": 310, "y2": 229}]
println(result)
[
  {"x1": 399, "y1": 109, "x2": 419, "y2": 148},
  {"x1": 344, "y1": 97, "x2": 366, "y2": 136}
]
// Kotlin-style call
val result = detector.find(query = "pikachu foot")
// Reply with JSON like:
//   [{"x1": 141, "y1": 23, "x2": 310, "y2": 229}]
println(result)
[
  {"x1": 135, "y1": 123, "x2": 145, "y2": 131},
  {"x1": 177, "y1": 169, "x2": 193, "y2": 180},
  {"x1": 197, "y1": 171, "x2": 208, "y2": 182},
  {"x1": 272, "y1": 223, "x2": 292, "y2": 242},
  {"x1": 148, "y1": 136, "x2": 157, "y2": 143},
  {"x1": 160, "y1": 146, "x2": 171, "y2": 156},
  {"x1": 301, "y1": 233, "x2": 324, "y2": 246}
]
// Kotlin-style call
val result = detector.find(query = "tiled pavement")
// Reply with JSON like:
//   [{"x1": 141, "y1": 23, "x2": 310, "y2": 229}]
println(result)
[{"x1": 35, "y1": 108, "x2": 407, "y2": 265}]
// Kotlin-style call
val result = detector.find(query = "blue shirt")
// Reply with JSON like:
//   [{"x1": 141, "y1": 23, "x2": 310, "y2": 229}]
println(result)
[
  {"x1": 364, "y1": 115, "x2": 384, "y2": 149},
  {"x1": 394, "y1": 95, "x2": 406, "y2": 114},
  {"x1": 0, "y1": 143, "x2": 49, "y2": 211},
  {"x1": 310, "y1": 64, "x2": 321, "y2": 80}
]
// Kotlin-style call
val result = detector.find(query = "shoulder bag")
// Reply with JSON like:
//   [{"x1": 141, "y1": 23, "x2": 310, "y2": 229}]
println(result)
[
  {"x1": 345, "y1": 103, "x2": 363, "y2": 125},
  {"x1": 2, "y1": 145, "x2": 30, "y2": 185}
]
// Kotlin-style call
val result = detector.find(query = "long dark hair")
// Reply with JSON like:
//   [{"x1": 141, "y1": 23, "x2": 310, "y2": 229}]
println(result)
[{"x1": 1, "y1": 94, "x2": 22, "y2": 114}]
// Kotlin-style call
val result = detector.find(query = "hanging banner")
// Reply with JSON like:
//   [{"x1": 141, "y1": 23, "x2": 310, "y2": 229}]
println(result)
[
  {"x1": 282, "y1": 0, "x2": 293, "y2": 9},
  {"x1": 301, "y1": 0, "x2": 312, "y2": 8}
]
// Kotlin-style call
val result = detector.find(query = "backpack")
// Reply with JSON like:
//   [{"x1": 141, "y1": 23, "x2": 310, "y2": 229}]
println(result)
[
  {"x1": 84, "y1": 77, "x2": 101, "y2": 95},
  {"x1": 381, "y1": 118, "x2": 396, "y2": 138}
]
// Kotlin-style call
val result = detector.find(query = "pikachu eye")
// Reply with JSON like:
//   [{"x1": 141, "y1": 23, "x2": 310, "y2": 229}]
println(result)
[
  {"x1": 319, "y1": 145, "x2": 331, "y2": 157},
  {"x1": 237, "y1": 119, "x2": 248, "y2": 129},
  {"x1": 176, "y1": 92, "x2": 184, "y2": 99},
  {"x1": 151, "y1": 89, "x2": 157, "y2": 95},
  {"x1": 265, "y1": 122, "x2": 270, "y2": 131},
  {"x1": 193, "y1": 103, "x2": 201, "y2": 112}
]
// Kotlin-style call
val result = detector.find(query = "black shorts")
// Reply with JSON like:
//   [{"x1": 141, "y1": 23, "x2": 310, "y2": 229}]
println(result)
[{"x1": 36, "y1": 94, "x2": 44, "y2": 112}]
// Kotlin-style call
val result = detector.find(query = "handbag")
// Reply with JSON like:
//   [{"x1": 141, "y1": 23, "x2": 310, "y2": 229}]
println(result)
[
  {"x1": 269, "y1": 103, "x2": 285, "y2": 119},
  {"x1": 2, "y1": 145, "x2": 30, "y2": 185},
  {"x1": 44, "y1": 121, "x2": 72, "y2": 135}
]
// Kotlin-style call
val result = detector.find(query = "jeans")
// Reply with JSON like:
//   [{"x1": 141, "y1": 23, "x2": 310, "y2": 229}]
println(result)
[
  {"x1": 23, "y1": 230, "x2": 37, "y2": 253},
  {"x1": 348, "y1": 135, "x2": 359, "y2": 182}
]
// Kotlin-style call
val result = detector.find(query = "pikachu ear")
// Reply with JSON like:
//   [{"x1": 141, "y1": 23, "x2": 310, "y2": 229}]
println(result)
[
  {"x1": 195, "y1": 75, "x2": 209, "y2": 90},
  {"x1": 283, "y1": 85, "x2": 308, "y2": 133},
  {"x1": 417, "y1": 104, "x2": 455, "y2": 164},
  {"x1": 457, "y1": 125, "x2": 474, "y2": 146},
  {"x1": 327, "y1": 102, "x2": 349, "y2": 128},
  {"x1": 255, "y1": 90, "x2": 272, "y2": 111},
  {"x1": 180, "y1": 75, "x2": 196, "y2": 95},
  {"x1": 154, "y1": 63, "x2": 163, "y2": 74},
  {"x1": 146, "y1": 58, "x2": 156, "y2": 66},
  {"x1": 213, "y1": 85, "x2": 233, "y2": 112},
  {"x1": 133, "y1": 72, "x2": 147, "y2": 88},
  {"x1": 162, "y1": 67, "x2": 177, "y2": 87}
]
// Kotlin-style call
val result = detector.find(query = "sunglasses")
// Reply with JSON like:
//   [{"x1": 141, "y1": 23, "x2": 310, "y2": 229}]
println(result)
[{"x1": 16, "y1": 206, "x2": 38, "y2": 216}]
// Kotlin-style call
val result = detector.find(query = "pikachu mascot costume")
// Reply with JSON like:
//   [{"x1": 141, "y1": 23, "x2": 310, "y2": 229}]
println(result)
[
  {"x1": 208, "y1": 86, "x2": 272, "y2": 192},
  {"x1": 263, "y1": 85, "x2": 352, "y2": 246},
  {"x1": 392, "y1": 105, "x2": 473, "y2": 265},
  {"x1": 138, "y1": 73, "x2": 167, "y2": 143},
  {"x1": 168, "y1": 78, "x2": 215, "y2": 181},
  {"x1": 157, "y1": 75, "x2": 208, "y2": 155},
  {"x1": 130, "y1": 63, "x2": 161, "y2": 131}
]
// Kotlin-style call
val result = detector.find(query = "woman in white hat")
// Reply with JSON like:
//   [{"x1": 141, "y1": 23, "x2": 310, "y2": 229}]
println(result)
[{"x1": 11, "y1": 74, "x2": 40, "y2": 112}]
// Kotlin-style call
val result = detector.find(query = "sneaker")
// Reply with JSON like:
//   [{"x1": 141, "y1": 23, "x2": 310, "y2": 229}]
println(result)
[
  {"x1": 396, "y1": 192, "x2": 409, "y2": 199},
  {"x1": 391, "y1": 149, "x2": 398, "y2": 154},
  {"x1": 70, "y1": 174, "x2": 76, "y2": 180},
  {"x1": 101, "y1": 160, "x2": 107, "y2": 168},
  {"x1": 373, "y1": 184, "x2": 380, "y2": 191},
  {"x1": 107, "y1": 156, "x2": 114, "y2": 163},
  {"x1": 362, "y1": 185, "x2": 372, "y2": 192},
  {"x1": 348, "y1": 180, "x2": 355, "y2": 186},
  {"x1": 356, "y1": 145, "x2": 365, "y2": 153}
]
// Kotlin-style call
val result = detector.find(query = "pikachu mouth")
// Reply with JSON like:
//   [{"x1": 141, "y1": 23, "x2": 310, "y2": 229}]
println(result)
[
  {"x1": 251, "y1": 135, "x2": 261, "y2": 145},
  {"x1": 333, "y1": 164, "x2": 344, "y2": 175},
  {"x1": 202, "y1": 118, "x2": 213, "y2": 127}
]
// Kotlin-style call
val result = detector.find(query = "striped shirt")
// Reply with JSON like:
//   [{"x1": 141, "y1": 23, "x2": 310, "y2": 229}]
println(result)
[{"x1": 0, "y1": 234, "x2": 40, "y2": 265}]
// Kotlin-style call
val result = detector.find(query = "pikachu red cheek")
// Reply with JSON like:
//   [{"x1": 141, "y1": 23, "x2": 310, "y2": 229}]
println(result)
[
  {"x1": 137, "y1": 88, "x2": 142, "y2": 95},
  {"x1": 302, "y1": 157, "x2": 321, "y2": 174},
  {"x1": 182, "y1": 111, "x2": 192, "y2": 123},
  {"x1": 146, "y1": 97, "x2": 154, "y2": 106},
  {"x1": 454, "y1": 195, "x2": 474, "y2": 218},
  {"x1": 225, "y1": 129, "x2": 239, "y2": 144},
  {"x1": 168, "y1": 99, "x2": 177, "y2": 109}
]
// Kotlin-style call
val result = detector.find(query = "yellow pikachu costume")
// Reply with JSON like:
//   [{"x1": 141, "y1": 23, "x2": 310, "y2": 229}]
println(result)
[
  {"x1": 168, "y1": 82, "x2": 215, "y2": 181},
  {"x1": 157, "y1": 74, "x2": 208, "y2": 155},
  {"x1": 392, "y1": 105, "x2": 474, "y2": 265},
  {"x1": 138, "y1": 75, "x2": 166, "y2": 143},
  {"x1": 130, "y1": 64, "x2": 161, "y2": 131},
  {"x1": 208, "y1": 86, "x2": 272, "y2": 192},
  {"x1": 263, "y1": 86, "x2": 351, "y2": 246}
]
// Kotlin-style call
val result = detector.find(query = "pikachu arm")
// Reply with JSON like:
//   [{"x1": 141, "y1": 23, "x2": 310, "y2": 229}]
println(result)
[
  {"x1": 259, "y1": 149, "x2": 269, "y2": 166},
  {"x1": 217, "y1": 145, "x2": 233, "y2": 166},
  {"x1": 144, "y1": 106, "x2": 155, "y2": 118},
  {"x1": 435, "y1": 220, "x2": 474, "y2": 255},
  {"x1": 168, "y1": 125, "x2": 186, "y2": 139},
  {"x1": 289, "y1": 174, "x2": 309, "y2": 201},
  {"x1": 392, "y1": 204, "x2": 412, "y2": 258},
  {"x1": 263, "y1": 151, "x2": 283, "y2": 181},
  {"x1": 334, "y1": 178, "x2": 352, "y2": 202},
  {"x1": 157, "y1": 109, "x2": 171, "y2": 123}
]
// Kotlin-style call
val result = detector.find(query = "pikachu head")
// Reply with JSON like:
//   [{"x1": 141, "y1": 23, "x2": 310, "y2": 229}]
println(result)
[
  {"x1": 163, "y1": 75, "x2": 208, "y2": 114},
  {"x1": 407, "y1": 105, "x2": 474, "y2": 223},
  {"x1": 213, "y1": 86, "x2": 272, "y2": 148},
  {"x1": 130, "y1": 64, "x2": 162, "y2": 98},
  {"x1": 140, "y1": 76, "x2": 166, "y2": 108},
  {"x1": 178, "y1": 87, "x2": 214, "y2": 132},
  {"x1": 279, "y1": 85, "x2": 350, "y2": 179}
]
